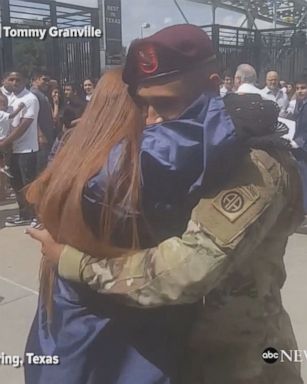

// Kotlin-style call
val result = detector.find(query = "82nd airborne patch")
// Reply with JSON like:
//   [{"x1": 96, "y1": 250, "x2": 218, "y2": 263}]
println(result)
[{"x1": 213, "y1": 185, "x2": 260, "y2": 222}]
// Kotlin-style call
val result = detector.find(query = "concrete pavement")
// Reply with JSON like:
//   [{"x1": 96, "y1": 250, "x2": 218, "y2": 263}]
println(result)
[
  {"x1": 0, "y1": 201, "x2": 40, "y2": 384},
  {"x1": 0, "y1": 202, "x2": 306, "y2": 383}
]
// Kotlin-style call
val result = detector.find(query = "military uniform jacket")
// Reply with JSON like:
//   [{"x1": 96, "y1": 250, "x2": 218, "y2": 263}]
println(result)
[
  {"x1": 58, "y1": 147, "x2": 303, "y2": 384},
  {"x1": 59, "y1": 148, "x2": 302, "y2": 305}
]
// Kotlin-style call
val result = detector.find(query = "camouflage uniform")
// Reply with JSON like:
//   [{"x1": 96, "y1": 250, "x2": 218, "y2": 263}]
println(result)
[{"x1": 59, "y1": 148, "x2": 304, "y2": 384}]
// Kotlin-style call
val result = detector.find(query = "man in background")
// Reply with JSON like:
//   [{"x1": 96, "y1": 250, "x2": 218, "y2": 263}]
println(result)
[
  {"x1": 31, "y1": 69, "x2": 56, "y2": 173},
  {"x1": 234, "y1": 64, "x2": 261, "y2": 94},
  {"x1": 1, "y1": 72, "x2": 14, "y2": 103},
  {"x1": 62, "y1": 83, "x2": 86, "y2": 130},
  {"x1": 0, "y1": 71, "x2": 39, "y2": 226},
  {"x1": 261, "y1": 70, "x2": 289, "y2": 116},
  {"x1": 292, "y1": 75, "x2": 307, "y2": 233},
  {"x1": 220, "y1": 69, "x2": 234, "y2": 97}
]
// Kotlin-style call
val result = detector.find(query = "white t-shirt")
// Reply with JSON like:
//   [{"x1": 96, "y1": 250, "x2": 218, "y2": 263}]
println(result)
[
  {"x1": 10, "y1": 88, "x2": 39, "y2": 154},
  {"x1": 0, "y1": 111, "x2": 11, "y2": 140},
  {"x1": 260, "y1": 86, "x2": 289, "y2": 116},
  {"x1": 287, "y1": 99, "x2": 297, "y2": 115}
]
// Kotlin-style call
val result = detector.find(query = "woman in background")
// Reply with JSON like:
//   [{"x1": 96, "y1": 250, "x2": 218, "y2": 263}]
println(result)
[
  {"x1": 286, "y1": 82, "x2": 297, "y2": 117},
  {"x1": 49, "y1": 85, "x2": 62, "y2": 136},
  {"x1": 83, "y1": 77, "x2": 96, "y2": 102}
]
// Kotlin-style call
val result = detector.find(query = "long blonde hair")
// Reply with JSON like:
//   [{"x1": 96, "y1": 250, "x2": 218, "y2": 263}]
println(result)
[{"x1": 26, "y1": 69, "x2": 143, "y2": 315}]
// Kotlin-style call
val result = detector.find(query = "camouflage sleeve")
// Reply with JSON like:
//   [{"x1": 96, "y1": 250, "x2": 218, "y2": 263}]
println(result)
[
  {"x1": 58, "y1": 225, "x2": 229, "y2": 306},
  {"x1": 58, "y1": 149, "x2": 299, "y2": 306}
]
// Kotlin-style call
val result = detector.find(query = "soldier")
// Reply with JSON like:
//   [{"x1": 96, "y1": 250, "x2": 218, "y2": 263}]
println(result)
[{"x1": 27, "y1": 25, "x2": 304, "y2": 384}]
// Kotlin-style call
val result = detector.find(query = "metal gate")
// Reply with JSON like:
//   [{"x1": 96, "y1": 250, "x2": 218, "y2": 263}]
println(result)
[
  {"x1": 0, "y1": 0, "x2": 100, "y2": 84},
  {"x1": 202, "y1": 24, "x2": 307, "y2": 82},
  {"x1": 54, "y1": 2, "x2": 100, "y2": 83},
  {"x1": 258, "y1": 28, "x2": 307, "y2": 82}
]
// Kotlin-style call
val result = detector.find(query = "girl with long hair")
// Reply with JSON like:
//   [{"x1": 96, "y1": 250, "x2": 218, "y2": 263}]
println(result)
[
  {"x1": 24, "y1": 68, "x2": 208, "y2": 384},
  {"x1": 49, "y1": 85, "x2": 62, "y2": 135}
]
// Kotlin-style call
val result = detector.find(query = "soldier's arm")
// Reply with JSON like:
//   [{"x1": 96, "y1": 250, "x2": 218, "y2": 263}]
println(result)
[{"x1": 58, "y1": 150, "x2": 298, "y2": 306}]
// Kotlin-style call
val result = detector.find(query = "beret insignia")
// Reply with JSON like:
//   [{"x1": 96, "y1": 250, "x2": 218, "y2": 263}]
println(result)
[{"x1": 138, "y1": 45, "x2": 159, "y2": 74}]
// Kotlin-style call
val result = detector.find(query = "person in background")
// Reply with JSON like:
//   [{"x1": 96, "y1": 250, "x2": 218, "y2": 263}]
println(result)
[
  {"x1": 286, "y1": 82, "x2": 297, "y2": 117},
  {"x1": 0, "y1": 74, "x2": 18, "y2": 200},
  {"x1": 1, "y1": 72, "x2": 14, "y2": 103},
  {"x1": 49, "y1": 85, "x2": 62, "y2": 136},
  {"x1": 234, "y1": 64, "x2": 260, "y2": 94},
  {"x1": 83, "y1": 78, "x2": 96, "y2": 102},
  {"x1": 0, "y1": 92, "x2": 25, "y2": 141},
  {"x1": 62, "y1": 83, "x2": 86, "y2": 130},
  {"x1": 0, "y1": 92, "x2": 25, "y2": 197},
  {"x1": 261, "y1": 70, "x2": 289, "y2": 116},
  {"x1": 220, "y1": 70, "x2": 234, "y2": 97},
  {"x1": 287, "y1": 82, "x2": 296, "y2": 100},
  {"x1": 31, "y1": 69, "x2": 56, "y2": 173},
  {"x1": 291, "y1": 75, "x2": 307, "y2": 233},
  {"x1": 49, "y1": 79, "x2": 59, "y2": 89},
  {"x1": 280, "y1": 80, "x2": 288, "y2": 94},
  {"x1": 0, "y1": 70, "x2": 39, "y2": 227}
]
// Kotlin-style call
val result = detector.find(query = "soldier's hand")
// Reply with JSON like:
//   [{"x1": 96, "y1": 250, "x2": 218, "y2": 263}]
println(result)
[{"x1": 25, "y1": 227, "x2": 64, "y2": 265}]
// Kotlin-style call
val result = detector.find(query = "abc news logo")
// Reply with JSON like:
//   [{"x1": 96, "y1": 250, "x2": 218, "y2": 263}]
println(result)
[{"x1": 262, "y1": 347, "x2": 307, "y2": 364}]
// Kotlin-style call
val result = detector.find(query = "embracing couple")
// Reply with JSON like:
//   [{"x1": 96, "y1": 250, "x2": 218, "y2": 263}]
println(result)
[{"x1": 25, "y1": 24, "x2": 303, "y2": 384}]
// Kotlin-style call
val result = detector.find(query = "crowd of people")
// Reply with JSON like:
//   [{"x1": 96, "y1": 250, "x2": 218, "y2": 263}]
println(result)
[
  {"x1": 220, "y1": 65, "x2": 301, "y2": 119},
  {"x1": 0, "y1": 72, "x2": 96, "y2": 225},
  {"x1": 0, "y1": 23, "x2": 306, "y2": 384}
]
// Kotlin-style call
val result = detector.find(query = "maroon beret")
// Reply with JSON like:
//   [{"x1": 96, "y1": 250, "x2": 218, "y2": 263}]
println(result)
[{"x1": 122, "y1": 24, "x2": 216, "y2": 89}]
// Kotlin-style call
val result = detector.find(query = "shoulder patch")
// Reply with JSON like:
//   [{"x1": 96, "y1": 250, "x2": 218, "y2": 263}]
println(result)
[
  {"x1": 213, "y1": 186, "x2": 260, "y2": 223},
  {"x1": 191, "y1": 151, "x2": 284, "y2": 249}
]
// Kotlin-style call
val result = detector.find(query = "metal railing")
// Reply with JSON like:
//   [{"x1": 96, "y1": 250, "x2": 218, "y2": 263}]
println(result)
[
  {"x1": 0, "y1": 0, "x2": 101, "y2": 84},
  {"x1": 200, "y1": 24, "x2": 307, "y2": 81}
]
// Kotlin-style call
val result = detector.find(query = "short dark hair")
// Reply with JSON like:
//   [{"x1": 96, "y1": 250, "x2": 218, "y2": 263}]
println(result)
[
  {"x1": 31, "y1": 68, "x2": 50, "y2": 81},
  {"x1": 64, "y1": 83, "x2": 79, "y2": 94},
  {"x1": 63, "y1": 82, "x2": 81, "y2": 96},
  {"x1": 83, "y1": 77, "x2": 96, "y2": 86},
  {"x1": 3, "y1": 69, "x2": 27, "y2": 80}
]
